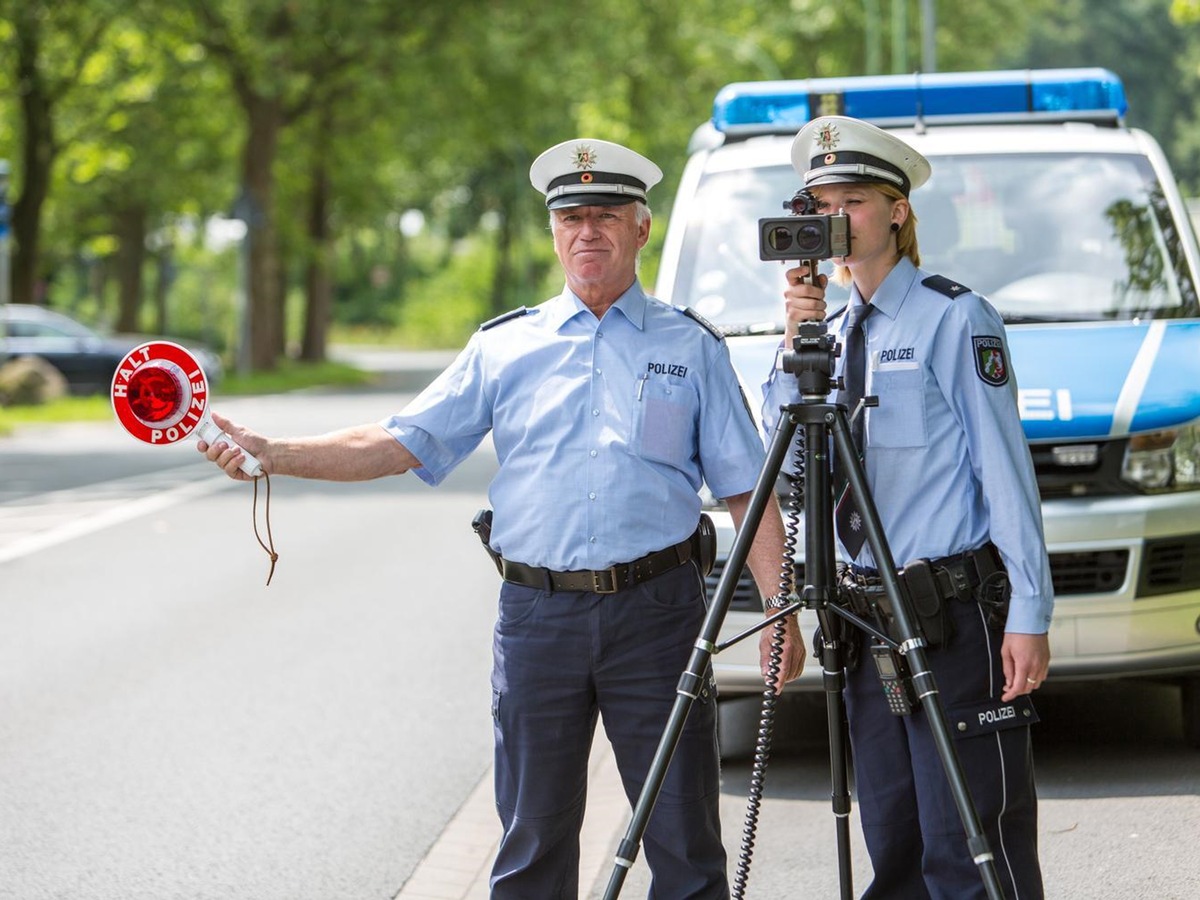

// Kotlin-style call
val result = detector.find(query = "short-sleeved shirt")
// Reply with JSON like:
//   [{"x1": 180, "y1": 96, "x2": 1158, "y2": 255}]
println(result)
[
  {"x1": 382, "y1": 280, "x2": 766, "y2": 571},
  {"x1": 762, "y1": 258, "x2": 1054, "y2": 633}
]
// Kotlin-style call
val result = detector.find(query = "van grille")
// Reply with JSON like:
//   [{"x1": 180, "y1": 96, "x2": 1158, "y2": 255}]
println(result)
[
  {"x1": 1048, "y1": 550, "x2": 1128, "y2": 595},
  {"x1": 1138, "y1": 536, "x2": 1200, "y2": 598}
]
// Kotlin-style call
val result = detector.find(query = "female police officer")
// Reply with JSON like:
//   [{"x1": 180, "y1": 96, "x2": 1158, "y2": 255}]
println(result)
[
  {"x1": 760, "y1": 116, "x2": 1054, "y2": 899},
  {"x1": 200, "y1": 138, "x2": 807, "y2": 898}
]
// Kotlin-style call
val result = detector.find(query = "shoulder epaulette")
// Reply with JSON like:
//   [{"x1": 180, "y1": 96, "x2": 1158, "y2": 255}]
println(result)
[
  {"x1": 825, "y1": 304, "x2": 848, "y2": 323},
  {"x1": 680, "y1": 306, "x2": 725, "y2": 342},
  {"x1": 479, "y1": 306, "x2": 530, "y2": 331},
  {"x1": 922, "y1": 275, "x2": 972, "y2": 299}
]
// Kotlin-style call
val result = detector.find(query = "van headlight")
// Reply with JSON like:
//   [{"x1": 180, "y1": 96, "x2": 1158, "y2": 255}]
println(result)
[{"x1": 1122, "y1": 425, "x2": 1200, "y2": 491}]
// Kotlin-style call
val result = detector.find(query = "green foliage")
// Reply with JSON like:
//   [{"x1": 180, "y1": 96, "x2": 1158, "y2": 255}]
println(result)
[
  {"x1": 0, "y1": 395, "x2": 112, "y2": 433},
  {"x1": 220, "y1": 358, "x2": 374, "y2": 395},
  {"x1": 391, "y1": 234, "x2": 502, "y2": 348},
  {"x1": 5, "y1": 0, "x2": 1200, "y2": 365},
  {"x1": 1017, "y1": 0, "x2": 1200, "y2": 191},
  {"x1": 0, "y1": 360, "x2": 374, "y2": 436}
]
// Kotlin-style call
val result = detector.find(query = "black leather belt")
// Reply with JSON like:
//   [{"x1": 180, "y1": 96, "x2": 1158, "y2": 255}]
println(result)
[
  {"x1": 926, "y1": 544, "x2": 1005, "y2": 601},
  {"x1": 500, "y1": 536, "x2": 695, "y2": 594},
  {"x1": 847, "y1": 543, "x2": 1005, "y2": 602}
]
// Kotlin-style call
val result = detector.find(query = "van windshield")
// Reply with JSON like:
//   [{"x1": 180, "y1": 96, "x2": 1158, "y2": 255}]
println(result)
[{"x1": 670, "y1": 153, "x2": 1198, "y2": 330}]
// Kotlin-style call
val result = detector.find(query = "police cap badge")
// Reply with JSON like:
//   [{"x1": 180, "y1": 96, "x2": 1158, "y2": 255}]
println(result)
[
  {"x1": 791, "y1": 116, "x2": 931, "y2": 197},
  {"x1": 529, "y1": 138, "x2": 663, "y2": 210}
]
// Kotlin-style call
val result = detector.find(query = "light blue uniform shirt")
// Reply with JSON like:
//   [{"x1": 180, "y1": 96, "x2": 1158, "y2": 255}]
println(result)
[
  {"x1": 762, "y1": 258, "x2": 1054, "y2": 633},
  {"x1": 382, "y1": 280, "x2": 767, "y2": 571}
]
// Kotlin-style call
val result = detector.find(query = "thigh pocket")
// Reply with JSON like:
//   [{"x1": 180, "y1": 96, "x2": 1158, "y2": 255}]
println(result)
[{"x1": 947, "y1": 694, "x2": 1039, "y2": 740}]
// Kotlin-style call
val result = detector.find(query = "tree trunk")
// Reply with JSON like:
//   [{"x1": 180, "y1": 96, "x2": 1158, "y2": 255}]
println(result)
[
  {"x1": 113, "y1": 205, "x2": 146, "y2": 332},
  {"x1": 301, "y1": 106, "x2": 333, "y2": 363},
  {"x1": 151, "y1": 243, "x2": 175, "y2": 334},
  {"x1": 11, "y1": 14, "x2": 56, "y2": 306},
  {"x1": 238, "y1": 92, "x2": 284, "y2": 371},
  {"x1": 488, "y1": 194, "x2": 516, "y2": 317}
]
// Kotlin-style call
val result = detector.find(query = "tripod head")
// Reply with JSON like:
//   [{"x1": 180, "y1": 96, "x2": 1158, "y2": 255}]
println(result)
[{"x1": 780, "y1": 320, "x2": 839, "y2": 401}]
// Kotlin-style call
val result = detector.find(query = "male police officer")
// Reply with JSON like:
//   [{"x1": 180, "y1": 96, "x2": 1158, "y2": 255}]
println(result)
[
  {"x1": 762, "y1": 117, "x2": 1054, "y2": 899},
  {"x1": 201, "y1": 138, "x2": 806, "y2": 898}
]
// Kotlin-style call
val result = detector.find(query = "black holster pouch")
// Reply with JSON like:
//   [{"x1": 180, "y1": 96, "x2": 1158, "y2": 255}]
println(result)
[
  {"x1": 978, "y1": 569, "x2": 1012, "y2": 630},
  {"x1": 839, "y1": 546, "x2": 1012, "y2": 651},
  {"x1": 901, "y1": 557, "x2": 955, "y2": 649},
  {"x1": 471, "y1": 509, "x2": 503, "y2": 576},
  {"x1": 692, "y1": 512, "x2": 717, "y2": 577},
  {"x1": 813, "y1": 617, "x2": 863, "y2": 673},
  {"x1": 837, "y1": 561, "x2": 953, "y2": 651}
]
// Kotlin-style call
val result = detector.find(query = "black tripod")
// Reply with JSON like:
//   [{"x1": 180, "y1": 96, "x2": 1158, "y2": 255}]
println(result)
[{"x1": 601, "y1": 320, "x2": 1005, "y2": 900}]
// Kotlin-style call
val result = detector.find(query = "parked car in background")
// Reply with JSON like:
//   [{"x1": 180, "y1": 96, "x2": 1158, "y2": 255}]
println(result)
[
  {"x1": 655, "y1": 69, "x2": 1200, "y2": 751},
  {"x1": 0, "y1": 304, "x2": 222, "y2": 395}
]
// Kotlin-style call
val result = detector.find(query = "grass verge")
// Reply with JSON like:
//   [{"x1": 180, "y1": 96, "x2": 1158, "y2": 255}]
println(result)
[{"x1": 0, "y1": 359, "x2": 374, "y2": 437}]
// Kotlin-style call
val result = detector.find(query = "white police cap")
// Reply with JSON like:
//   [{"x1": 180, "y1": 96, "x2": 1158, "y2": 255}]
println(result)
[
  {"x1": 529, "y1": 139, "x2": 663, "y2": 209},
  {"x1": 791, "y1": 116, "x2": 931, "y2": 197}
]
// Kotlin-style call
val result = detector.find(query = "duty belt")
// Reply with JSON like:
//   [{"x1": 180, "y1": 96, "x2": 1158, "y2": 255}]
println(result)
[
  {"x1": 844, "y1": 543, "x2": 1006, "y2": 607},
  {"x1": 500, "y1": 536, "x2": 695, "y2": 594}
]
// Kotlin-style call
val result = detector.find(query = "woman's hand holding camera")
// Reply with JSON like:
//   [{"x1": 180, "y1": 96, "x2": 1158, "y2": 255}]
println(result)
[{"x1": 783, "y1": 263, "x2": 828, "y2": 342}]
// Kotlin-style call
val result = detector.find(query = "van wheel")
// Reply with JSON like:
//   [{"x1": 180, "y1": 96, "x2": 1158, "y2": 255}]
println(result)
[{"x1": 1182, "y1": 677, "x2": 1200, "y2": 749}]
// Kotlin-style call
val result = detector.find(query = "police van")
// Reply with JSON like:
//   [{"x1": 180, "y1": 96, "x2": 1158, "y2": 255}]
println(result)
[{"x1": 654, "y1": 69, "x2": 1200, "y2": 748}]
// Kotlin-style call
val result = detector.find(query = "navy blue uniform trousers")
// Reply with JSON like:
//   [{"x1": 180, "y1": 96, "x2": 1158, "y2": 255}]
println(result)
[
  {"x1": 844, "y1": 593, "x2": 1044, "y2": 900},
  {"x1": 488, "y1": 562, "x2": 728, "y2": 899}
]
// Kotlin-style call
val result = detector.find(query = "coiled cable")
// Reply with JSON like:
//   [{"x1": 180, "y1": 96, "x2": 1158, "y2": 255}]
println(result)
[{"x1": 731, "y1": 431, "x2": 805, "y2": 899}]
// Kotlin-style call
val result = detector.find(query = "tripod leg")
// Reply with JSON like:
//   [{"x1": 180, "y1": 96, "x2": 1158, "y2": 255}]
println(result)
[
  {"x1": 601, "y1": 409, "x2": 800, "y2": 900},
  {"x1": 799, "y1": 412, "x2": 856, "y2": 900},
  {"x1": 829, "y1": 406, "x2": 1006, "y2": 900},
  {"x1": 815, "y1": 611, "x2": 855, "y2": 900}
]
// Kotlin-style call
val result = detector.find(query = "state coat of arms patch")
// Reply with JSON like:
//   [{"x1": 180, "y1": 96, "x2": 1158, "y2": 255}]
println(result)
[{"x1": 972, "y1": 336, "x2": 1009, "y2": 386}]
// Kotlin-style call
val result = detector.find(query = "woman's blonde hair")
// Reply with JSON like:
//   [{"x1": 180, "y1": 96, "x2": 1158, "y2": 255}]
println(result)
[{"x1": 827, "y1": 183, "x2": 921, "y2": 287}]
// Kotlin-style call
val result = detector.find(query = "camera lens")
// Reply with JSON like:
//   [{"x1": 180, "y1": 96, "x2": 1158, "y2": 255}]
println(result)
[
  {"x1": 767, "y1": 226, "x2": 793, "y2": 253},
  {"x1": 796, "y1": 222, "x2": 824, "y2": 254}
]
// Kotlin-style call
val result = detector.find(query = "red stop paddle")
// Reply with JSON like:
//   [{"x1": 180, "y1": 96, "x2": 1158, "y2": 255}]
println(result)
[{"x1": 110, "y1": 340, "x2": 262, "y2": 477}]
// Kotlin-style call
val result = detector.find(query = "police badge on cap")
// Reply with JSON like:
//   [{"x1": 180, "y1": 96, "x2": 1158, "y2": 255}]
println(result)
[
  {"x1": 790, "y1": 116, "x2": 931, "y2": 197},
  {"x1": 530, "y1": 139, "x2": 663, "y2": 209}
]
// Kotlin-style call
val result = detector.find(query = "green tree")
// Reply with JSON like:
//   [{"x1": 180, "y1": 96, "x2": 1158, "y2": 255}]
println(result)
[
  {"x1": 165, "y1": 0, "x2": 472, "y2": 371},
  {"x1": 0, "y1": 0, "x2": 127, "y2": 305},
  {"x1": 53, "y1": 21, "x2": 236, "y2": 333},
  {"x1": 1017, "y1": 0, "x2": 1200, "y2": 189}
]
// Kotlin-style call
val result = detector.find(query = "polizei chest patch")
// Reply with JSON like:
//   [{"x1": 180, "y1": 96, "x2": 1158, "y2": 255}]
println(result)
[{"x1": 972, "y1": 336, "x2": 1009, "y2": 386}]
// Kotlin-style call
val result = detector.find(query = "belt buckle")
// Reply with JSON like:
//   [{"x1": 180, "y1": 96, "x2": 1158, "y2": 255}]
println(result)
[{"x1": 592, "y1": 566, "x2": 621, "y2": 594}]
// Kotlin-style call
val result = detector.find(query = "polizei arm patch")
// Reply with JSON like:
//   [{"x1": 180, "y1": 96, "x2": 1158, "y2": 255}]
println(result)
[{"x1": 972, "y1": 336, "x2": 1010, "y2": 386}]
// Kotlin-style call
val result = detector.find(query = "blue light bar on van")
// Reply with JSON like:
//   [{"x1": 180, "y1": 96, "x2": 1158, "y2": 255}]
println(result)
[{"x1": 712, "y1": 68, "x2": 1128, "y2": 136}]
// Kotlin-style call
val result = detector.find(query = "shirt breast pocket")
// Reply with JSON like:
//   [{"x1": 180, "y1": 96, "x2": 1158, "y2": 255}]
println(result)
[
  {"x1": 632, "y1": 378, "x2": 698, "y2": 468},
  {"x1": 867, "y1": 362, "x2": 927, "y2": 449}
]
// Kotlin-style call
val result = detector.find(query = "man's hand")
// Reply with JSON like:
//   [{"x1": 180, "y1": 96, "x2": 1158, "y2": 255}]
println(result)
[
  {"x1": 1001, "y1": 632, "x2": 1051, "y2": 702},
  {"x1": 197, "y1": 411, "x2": 266, "y2": 481},
  {"x1": 759, "y1": 611, "x2": 807, "y2": 695}
]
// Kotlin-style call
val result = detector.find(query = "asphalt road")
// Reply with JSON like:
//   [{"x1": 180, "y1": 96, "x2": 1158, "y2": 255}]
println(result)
[
  {"x1": 2, "y1": 372, "x2": 1199, "y2": 899},
  {"x1": 0, "y1": 385, "x2": 500, "y2": 900}
]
